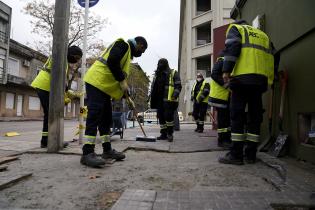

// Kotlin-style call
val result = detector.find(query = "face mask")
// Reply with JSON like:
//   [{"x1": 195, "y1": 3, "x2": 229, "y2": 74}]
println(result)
[
  {"x1": 67, "y1": 55, "x2": 78, "y2": 63},
  {"x1": 197, "y1": 78, "x2": 202, "y2": 82},
  {"x1": 133, "y1": 50, "x2": 142, "y2": 57}
]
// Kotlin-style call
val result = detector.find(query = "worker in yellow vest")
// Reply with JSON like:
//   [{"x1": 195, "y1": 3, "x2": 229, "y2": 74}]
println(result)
[
  {"x1": 150, "y1": 58, "x2": 182, "y2": 142},
  {"x1": 219, "y1": 20, "x2": 276, "y2": 165},
  {"x1": 191, "y1": 73, "x2": 210, "y2": 133},
  {"x1": 81, "y1": 37, "x2": 147, "y2": 167},
  {"x1": 31, "y1": 45, "x2": 82, "y2": 148},
  {"x1": 209, "y1": 51, "x2": 231, "y2": 148}
]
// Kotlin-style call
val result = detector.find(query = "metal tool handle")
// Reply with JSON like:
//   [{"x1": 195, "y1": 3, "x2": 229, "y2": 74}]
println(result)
[{"x1": 125, "y1": 93, "x2": 147, "y2": 137}]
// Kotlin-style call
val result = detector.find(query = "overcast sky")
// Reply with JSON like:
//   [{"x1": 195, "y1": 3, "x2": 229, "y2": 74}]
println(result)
[{"x1": 2, "y1": 0, "x2": 181, "y2": 78}]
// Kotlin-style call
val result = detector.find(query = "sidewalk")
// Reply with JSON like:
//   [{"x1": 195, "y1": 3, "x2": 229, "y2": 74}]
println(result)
[{"x1": 0, "y1": 122, "x2": 314, "y2": 209}]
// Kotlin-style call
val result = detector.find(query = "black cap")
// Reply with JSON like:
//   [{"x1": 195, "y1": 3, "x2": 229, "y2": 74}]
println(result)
[
  {"x1": 68, "y1": 45, "x2": 83, "y2": 57},
  {"x1": 135, "y1": 36, "x2": 148, "y2": 49}
]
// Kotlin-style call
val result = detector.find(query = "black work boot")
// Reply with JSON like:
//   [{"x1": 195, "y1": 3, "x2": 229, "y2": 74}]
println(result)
[
  {"x1": 218, "y1": 152, "x2": 244, "y2": 165},
  {"x1": 102, "y1": 142, "x2": 125, "y2": 160},
  {"x1": 157, "y1": 130, "x2": 167, "y2": 140},
  {"x1": 218, "y1": 142, "x2": 244, "y2": 165},
  {"x1": 81, "y1": 144, "x2": 105, "y2": 167},
  {"x1": 102, "y1": 149, "x2": 126, "y2": 160},
  {"x1": 244, "y1": 141, "x2": 258, "y2": 164},
  {"x1": 167, "y1": 134, "x2": 173, "y2": 142},
  {"x1": 194, "y1": 122, "x2": 199, "y2": 132},
  {"x1": 167, "y1": 127, "x2": 174, "y2": 142},
  {"x1": 41, "y1": 137, "x2": 48, "y2": 148},
  {"x1": 197, "y1": 124, "x2": 204, "y2": 133}
]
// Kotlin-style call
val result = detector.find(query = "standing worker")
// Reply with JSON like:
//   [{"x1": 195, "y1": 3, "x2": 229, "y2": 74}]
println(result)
[
  {"x1": 150, "y1": 58, "x2": 182, "y2": 141},
  {"x1": 219, "y1": 20, "x2": 276, "y2": 165},
  {"x1": 191, "y1": 73, "x2": 210, "y2": 133},
  {"x1": 209, "y1": 51, "x2": 231, "y2": 148},
  {"x1": 81, "y1": 37, "x2": 147, "y2": 167},
  {"x1": 31, "y1": 46, "x2": 83, "y2": 148}
]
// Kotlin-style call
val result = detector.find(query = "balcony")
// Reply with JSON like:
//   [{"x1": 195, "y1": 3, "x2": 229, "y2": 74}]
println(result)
[
  {"x1": 0, "y1": 31, "x2": 8, "y2": 44},
  {"x1": 7, "y1": 74, "x2": 28, "y2": 85}
]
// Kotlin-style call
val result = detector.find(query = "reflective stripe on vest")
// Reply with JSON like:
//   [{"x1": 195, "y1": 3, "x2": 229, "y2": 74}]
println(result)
[
  {"x1": 226, "y1": 24, "x2": 274, "y2": 85},
  {"x1": 165, "y1": 69, "x2": 179, "y2": 102},
  {"x1": 84, "y1": 38, "x2": 131, "y2": 100}
]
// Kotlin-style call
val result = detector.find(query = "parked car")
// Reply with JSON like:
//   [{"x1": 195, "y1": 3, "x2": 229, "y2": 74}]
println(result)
[{"x1": 137, "y1": 109, "x2": 184, "y2": 123}]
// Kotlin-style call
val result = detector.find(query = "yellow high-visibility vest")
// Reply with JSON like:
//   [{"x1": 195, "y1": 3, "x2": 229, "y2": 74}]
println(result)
[
  {"x1": 31, "y1": 57, "x2": 52, "y2": 91},
  {"x1": 209, "y1": 57, "x2": 230, "y2": 102},
  {"x1": 166, "y1": 69, "x2": 178, "y2": 102},
  {"x1": 192, "y1": 80, "x2": 209, "y2": 103},
  {"x1": 227, "y1": 24, "x2": 274, "y2": 85},
  {"x1": 84, "y1": 38, "x2": 131, "y2": 100},
  {"x1": 31, "y1": 57, "x2": 69, "y2": 92}
]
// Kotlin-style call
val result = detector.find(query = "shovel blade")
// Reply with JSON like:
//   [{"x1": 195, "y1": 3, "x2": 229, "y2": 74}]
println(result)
[{"x1": 269, "y1": 133, "x2": 288, "y2": 157}]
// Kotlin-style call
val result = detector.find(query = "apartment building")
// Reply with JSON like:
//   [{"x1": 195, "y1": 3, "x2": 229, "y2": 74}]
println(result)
[
  {"x1": 0, "y1": 39, "x2": 80, "y2": 120},
  {"x1": 178, "y1": 0, "x2": 234, "y2": 119}
]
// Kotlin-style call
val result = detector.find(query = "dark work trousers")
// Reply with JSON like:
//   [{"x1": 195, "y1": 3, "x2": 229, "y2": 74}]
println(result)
[
  {"x1": 36, "y1": 88, "x2": 49, "y2": 145},
  {"x1": 230, "y1": 86, "x2": 263, "y2": 135},
  {"x1": 157, "y1": 102, "x2": 178, "y2": 135},
  {"x1": 230, "y1": 86, "x2": 263, "y2": 157},
  {"x1": 217, "y1": 106, "x2": 231, "y2": 144},
  {"x1": 84, "y1": 83, "x2": 112, "y2": 144},
  {"x1": 192, "y1": 102, "x2": 208, "y2": 130}
]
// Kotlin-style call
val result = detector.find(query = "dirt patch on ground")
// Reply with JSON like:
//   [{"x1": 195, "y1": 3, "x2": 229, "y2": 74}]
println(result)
[{"x1": 0, "y1": 151, "x2": 278, "y2": 209}]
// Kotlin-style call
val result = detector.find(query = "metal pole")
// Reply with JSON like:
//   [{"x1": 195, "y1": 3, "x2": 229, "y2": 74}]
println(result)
[
  {"x1": 47, "y1": 0, "x2": 71, "y2": 152},
  {"x1": 78, "y1": 0, "x2": 89, "y2": 144}
]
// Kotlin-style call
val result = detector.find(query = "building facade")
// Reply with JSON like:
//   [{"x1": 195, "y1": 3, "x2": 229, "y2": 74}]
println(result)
[
  {"x1": 178, "y1": 0, "x2": 234, "y2": 119},
  {"x1": 230, "y1": 0, "x2": 315, "y2": 163},
  {"x1": 0, "y1": 1, "x2": 11, "y2": 85},
  {"x1": 0, "y1": 39, "x2": 80, "y2": 120}
]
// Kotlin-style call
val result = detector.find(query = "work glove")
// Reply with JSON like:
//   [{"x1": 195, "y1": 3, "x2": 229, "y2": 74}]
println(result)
[
  {"x1": 126, "y1": 97, "x2": 135, "y2": 110},
  {"x1": 67, "y1": 90, "x2": 84, "y2": 99},
  {"x1": 119, "y1": 80, "x2": 129, "y2": 94},
  {"x1": 64, "y1": 97, "x2": 71, "y2": 105}
]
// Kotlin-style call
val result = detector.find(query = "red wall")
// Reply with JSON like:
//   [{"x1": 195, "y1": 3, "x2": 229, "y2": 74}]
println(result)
[{"x1": 213, "y1": 24, "x2": 229, "y2": 63}]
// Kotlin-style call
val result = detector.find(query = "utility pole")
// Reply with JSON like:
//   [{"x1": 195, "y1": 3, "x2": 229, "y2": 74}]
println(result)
[
  {"x1": 47, "y1": 0, "x2": 71, "y2": 152},
  {"x1": 78, "y1": 0, "x2": 90, "y2": 144}
]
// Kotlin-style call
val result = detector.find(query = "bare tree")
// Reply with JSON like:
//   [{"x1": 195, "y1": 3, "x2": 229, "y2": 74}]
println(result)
[{"x1": 23, "y1": 0, "x2": 109, "y2": 55}]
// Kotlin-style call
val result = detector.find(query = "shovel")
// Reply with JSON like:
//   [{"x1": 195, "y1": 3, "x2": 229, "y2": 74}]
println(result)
[
  {"x1": 125, "y1": 95, "x2": 156, "y2": 142},
  {"x1": 259, "y1": 85, "x2": 275, "y2": 152},
  {"x1": 269, "y1": 69, "x2": 289, "y2": 157}
]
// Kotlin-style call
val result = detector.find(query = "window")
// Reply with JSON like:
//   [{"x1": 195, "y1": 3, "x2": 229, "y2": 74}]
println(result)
[
  {"x1": 8, "y1": 57, "x2": 20, "y2": 77},
  {"x1": 196, "y1": 22, "x2": 211, "y2": 46},
  {"x1": 196, "y1": 55, "x2": 211, "y2": 77},
  {"x1": 196, "y1": 0, "x2": 211, "y2": 16},
  {"x1": 5, "y1": 92, "x2": 15, "y2": 109},
  {"x1": 29, "y1": 96, "x2": 41, "y2": 111},
  {"x1": 0, "y1": 55, "x2": 4, "y2": 77},
  {"x1": 0, "y1": 49, "x2": 6, "y2": 83},
  {"x1": 0, "y1": 19, "x2": 8, "y2": 43}
]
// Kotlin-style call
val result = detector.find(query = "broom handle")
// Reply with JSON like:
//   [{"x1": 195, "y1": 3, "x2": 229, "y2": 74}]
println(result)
[
  {"x1": 134, "y1": 110, "x2": 147, "y2": 137},
  {"x1": 125, "y1": 94, "x2": 147, "y2": 137}
]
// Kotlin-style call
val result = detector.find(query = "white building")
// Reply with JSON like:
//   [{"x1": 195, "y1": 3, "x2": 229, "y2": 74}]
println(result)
[{"x1": 178, "y1": 0, "x2": 234, "y2": 120}]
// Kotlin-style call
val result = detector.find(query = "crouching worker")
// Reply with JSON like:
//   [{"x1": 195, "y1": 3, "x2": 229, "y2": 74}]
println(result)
[
  {"x1": 31, "y1": 45, "x2": 83, "y2": 148},
  {"x1": 81, "y1": 37, "x2": 147, "y2": 167}
]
